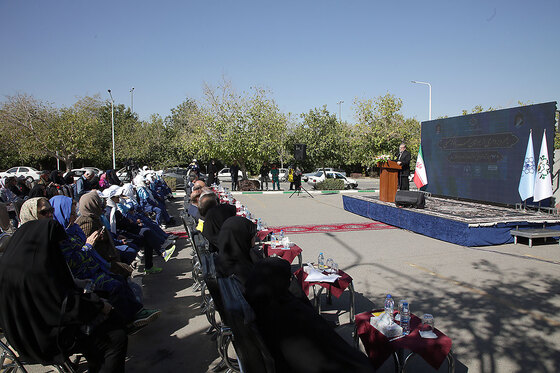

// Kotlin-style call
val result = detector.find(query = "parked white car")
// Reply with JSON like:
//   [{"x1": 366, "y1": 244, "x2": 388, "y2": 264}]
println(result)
[
  {"x1": 68, "y1": 167, "x2": 102, "y2": 182},
  {"x1": 268, "y1": 168, "x2": 289, "y2": 182},
  {"x1": 307, "y1": 171, "x2": 358, "y2": 189},
  {"x1": 217, "y1": 167, "x2": 244, "y2": 182},
  {"x1": 0, "y1": 166, "x2": 43, "y2": 182},
  {"x1": 303, "y1": 168, "x2": 346, "y2": 182}
]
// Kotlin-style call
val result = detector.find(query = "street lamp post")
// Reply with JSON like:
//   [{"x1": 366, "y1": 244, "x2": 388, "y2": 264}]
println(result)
[
  {"x1": 337, "y1": 100, "x2": 344, "y2": 122},
  {"x1": 108, "y1": 89, "x2": 116, "y2": 169},
  {"x1": 411, "y1": 81, "x2": 432, "y2": 120},
  {"x1": 130, "y1": 87, "x2": 134, "y2": 113}
]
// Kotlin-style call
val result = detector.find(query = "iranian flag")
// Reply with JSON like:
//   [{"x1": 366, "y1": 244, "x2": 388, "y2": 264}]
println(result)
[{"x1": 413, "y1": 145, "x2": 428, "y2": 189}]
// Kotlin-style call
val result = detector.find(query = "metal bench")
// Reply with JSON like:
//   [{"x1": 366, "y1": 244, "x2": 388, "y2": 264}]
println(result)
[{"x1": 510, "y1": 228, "x2": 560, "y2": 247}]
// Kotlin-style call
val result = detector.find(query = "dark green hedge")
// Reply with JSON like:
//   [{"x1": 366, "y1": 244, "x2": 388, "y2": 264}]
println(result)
[
  {"x1": 163, "y1": 177, "x2": 177, "y2": 192},
  {"x1": 315, "y1": 179, "x2": 345, "y2": 190}
]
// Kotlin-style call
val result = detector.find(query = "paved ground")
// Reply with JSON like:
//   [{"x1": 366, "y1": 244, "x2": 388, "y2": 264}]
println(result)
[{"x1": 20, "y1": 190, "x2": 560, "y2": 372}]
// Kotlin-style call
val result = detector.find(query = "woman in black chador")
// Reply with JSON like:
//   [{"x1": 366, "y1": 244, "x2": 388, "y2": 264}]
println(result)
[
  {"x1": 215, "y1": 216, "x2": 259, "y2": 286},
  {"x1": 245, "y1": 257, "x2": 375, "y2": 373},
  {"x1": 0, "y1": 219, "x2": 128, "y2": 372}
]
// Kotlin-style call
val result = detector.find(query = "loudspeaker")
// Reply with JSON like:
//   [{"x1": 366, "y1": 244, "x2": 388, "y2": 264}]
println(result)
[
  {"x1": 294, "y1": 144, "x2": 307, "y2": 161},
  {"x1": 395, "y1": 190, "x2": 426, "y2": 208}
]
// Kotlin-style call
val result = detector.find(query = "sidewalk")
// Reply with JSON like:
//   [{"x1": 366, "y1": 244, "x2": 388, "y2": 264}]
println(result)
[{"x1": 22, "y1": 193, "x2": 560, "y2": 372}]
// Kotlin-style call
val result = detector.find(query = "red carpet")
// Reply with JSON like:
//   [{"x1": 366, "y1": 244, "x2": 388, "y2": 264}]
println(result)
[
  {"x1": 166, "y1": 231, "x2": 189, "y2": 239},
  {"x1": 269, "y1": 222, "x2": 396, "y2": 235}
]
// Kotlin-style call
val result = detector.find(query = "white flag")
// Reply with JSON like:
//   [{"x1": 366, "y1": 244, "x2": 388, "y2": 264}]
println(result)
[
  {"x1": 518, "y1": 131, "x2": 535, "y2": 201},
  {"x1": 533, "y1": 130, "x2": 553, "y2": 202}
]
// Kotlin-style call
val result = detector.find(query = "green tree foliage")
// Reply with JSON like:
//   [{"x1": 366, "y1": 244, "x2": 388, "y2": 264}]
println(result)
[
  {"x1": 0, "y1": 94, "x2": 109, "y2": 170},
  {"x1": 462, "y1": 105, "x2": 497, "y2": 115},
  {"x1": 0, "y1": 86, "x2": 433, "y2": 172},
  {"x1": 296, "y1": 106, "x2": 349, "y2": 171},
  {"x1": 351, "y1": 93, "x2": 420, "y2": 168},
  {"x1": 165, "y1": 98, "x2": 204, "y2": 164},
  {"x1": 182, "y1": 81, "x2": 288, "y2": 178}
]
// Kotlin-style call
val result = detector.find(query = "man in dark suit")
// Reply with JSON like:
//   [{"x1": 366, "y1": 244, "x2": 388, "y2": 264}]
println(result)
[{"x1": 395, "y1": 143, "x2": 411, "y2": 190}]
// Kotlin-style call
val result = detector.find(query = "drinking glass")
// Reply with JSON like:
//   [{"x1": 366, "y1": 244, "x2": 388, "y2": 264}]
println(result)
[
  {"x1": 282, "y1": 237, "x2": 290, "y2": 249},
  {"x1": 326, "y1": 258, "x2": 334, "y2": 271},
  {"x1": 332, "y1": 262, "x2": 339, "y2": 273},
  {"x1": 421, "y1": 314, "x2": 434, "y2": 332},
  {"x1": 395, "y1": 299, "x2": 406, "y2": 322}
]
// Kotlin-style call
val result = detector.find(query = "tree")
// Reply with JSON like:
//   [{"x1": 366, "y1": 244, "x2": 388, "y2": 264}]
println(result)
[
  {"x1": 167, "y1": 97, "x2": 207, "y2": 165},
  {"x1": 0, "y1": 94, "x2": 109, "y2": 170},
  {"x1": 183, "y1": 80, "x2": 288, "y2": 178},
  {"x1": 296, "y1": 106, "x2": 349, "y2": 172},
  {"x1": 351, "y1": 93, "x2": 420, "y2": 168}
]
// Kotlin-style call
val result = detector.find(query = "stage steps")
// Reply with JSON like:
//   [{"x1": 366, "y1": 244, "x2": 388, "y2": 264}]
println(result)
[{"x1": 510, "y1": 228, "x2": 560, "y2": 248}]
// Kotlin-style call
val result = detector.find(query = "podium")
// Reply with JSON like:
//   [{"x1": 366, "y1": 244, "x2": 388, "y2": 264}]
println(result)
[{"x1": 378, "y1": 160, "x2": 402, "y2": 202}]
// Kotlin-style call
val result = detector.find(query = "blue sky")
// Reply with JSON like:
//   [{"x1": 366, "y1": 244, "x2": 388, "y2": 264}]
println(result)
[{"x1": 1, "y1": 0, "x2": 558, "y2": 124}]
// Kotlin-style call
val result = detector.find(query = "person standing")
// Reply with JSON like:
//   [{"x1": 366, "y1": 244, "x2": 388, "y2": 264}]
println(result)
[
  {"x1": 395, "y1": 143, "x2": 411, "y2": 190},
  {"x1": 294, "y1": 167, "x2": 302, "y2": 191},
  {"x1": 207, "y1": 160, "x2": 218, "y2": 186},
  {"x1": 288, "y1": 166, "x2": 295, "y2": 190},
  {"x1": 270, "y1": 164, "x2": 280, "y2": 191},
  {"x1": 230, "y1": 161, "x2": 240, "y2": 191},
  {"x1": 76, "y1": 170, "x2": 95, "y2": 201},
  {"x1": 259, "y1": 162, "x2": 270, "y2": 191}
]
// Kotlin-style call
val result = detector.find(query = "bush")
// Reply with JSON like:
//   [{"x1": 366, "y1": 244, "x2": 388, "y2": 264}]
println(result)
[
  {"x1": 315, "y1": 179, "x2": 345, "y2": 190},
  {"x1": 163, "y1": 177, "x2": 176, "y2": 192},
  {"x1": 240, "y1": 179, "x2": 260, "y2": 191}
]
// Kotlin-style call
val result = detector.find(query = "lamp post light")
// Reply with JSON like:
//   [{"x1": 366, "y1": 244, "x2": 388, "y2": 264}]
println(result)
[
  {"x1": 107, "y1": 89, "x2": 116, "y2": 169},
  {"x1": 130, "y1": 87, "x2": 134, "y2": 113},
  {"x1": 337, "y1": 100, "x2": 344, "y2": 122},
  {"x1": 411, "y1": 80, "x2": 432, "y2": 120}
]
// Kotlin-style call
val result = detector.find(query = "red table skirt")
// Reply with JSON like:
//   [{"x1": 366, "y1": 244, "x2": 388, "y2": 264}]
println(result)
[
  {"x1": 355, "y1": 310, "x2": 452, "y2": 370},
  {"x1": 257, "y1": 229, "x2": 271, "y2": 241},
  {"x1": 263, "y1": 243, "x2": 302, "y2": 264},
  {"x1": 294, "y1": 266, "x2": 353, "y2": 298}
]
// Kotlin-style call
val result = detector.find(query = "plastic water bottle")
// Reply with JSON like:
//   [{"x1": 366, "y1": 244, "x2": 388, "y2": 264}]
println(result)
[
  {"x1": 279, "y1": 230, "x2": 285, "y2": 240},
  {"x1": 270, "y1": 233, "x2": 276, "y2": 247},
  {"x1": 384, "y1": 294, "x2": 395, "y2": 322},
  {"x1": 401, "y1": 301, "x2": 410, "y2": 335},
  {"x1": 317, "y1": 252, "x2": 325, "y2": 269},
  {"x1": 257, "y1": 218, "x2": 263, "y2": 230}
]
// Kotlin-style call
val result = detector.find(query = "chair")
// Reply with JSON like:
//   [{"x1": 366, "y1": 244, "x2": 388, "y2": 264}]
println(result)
[
  {"x1": 191, "y1": 233, "x2": 209, "y2": 292},
  {"x1": 200, "y1": 252, "x2": 219, "y2": 330},
  {"x1": 0, "y1": 332, "x2": 77, "y2": 373},
  {"x1": 217, "y1": 276, "x2": 276, "y2": 373},
  {"x1": 181, "y1": 213, "x2": 198, "y2": 257}
]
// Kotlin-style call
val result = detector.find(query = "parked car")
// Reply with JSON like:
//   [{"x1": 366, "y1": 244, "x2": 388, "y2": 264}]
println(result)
[
  {"x1": 68, "y1": 167, "x2": 102, "y2": 182},
  {"x1": 116, "y1": 167, "x2": 133, "y2": 183},
  {"x1": 307, "y1": 171, "x2": 358, "y2": 189},
  {"x1": 218, "y1": 167, "x2": 243, "y2": 182},
  {"x1": 268, "y1": 168, "x2": 289, "y2": 182},
  {"x1": 303, "y1": 168, "x2": 346, "y2": 182},
  {"x1": 162, "y1": 167, "x2": 189, "y2": 189},
  {"x1": 0, "y1": 166, "x2": 43, "y2": 182}
]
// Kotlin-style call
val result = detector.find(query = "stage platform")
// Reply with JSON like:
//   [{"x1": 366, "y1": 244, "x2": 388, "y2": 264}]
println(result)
[{"x1": 342, "y1": 194, "x2": 560, "y2": 246}]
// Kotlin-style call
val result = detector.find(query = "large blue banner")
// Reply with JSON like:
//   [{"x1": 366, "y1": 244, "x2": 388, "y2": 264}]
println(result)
[{"x1": 422, "y1": 102, "x2": 557, "y2": 206}]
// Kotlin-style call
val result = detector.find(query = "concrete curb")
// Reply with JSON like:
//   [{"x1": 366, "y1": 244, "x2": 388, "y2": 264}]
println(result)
[
  {"x1": 173, "y1": 189, "x2": 378, "y2": 197},
  {"x1": 234, "y1": 189, "x2": 379, "y2": 195}
]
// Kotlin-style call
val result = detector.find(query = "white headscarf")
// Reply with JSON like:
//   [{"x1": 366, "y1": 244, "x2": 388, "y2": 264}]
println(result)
[
  {"x1": 133, "y1": 174, "x2": 146, "y2": 188},
  {"x1": 99, "y1": 186, "x2": 122, "y2": 234},
  {"x1": 101, "y1": 185, "x2": 122, "y2": 199},
  {"x1": 121, "y1": 183, "x2": 136, "y2": 202}
]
